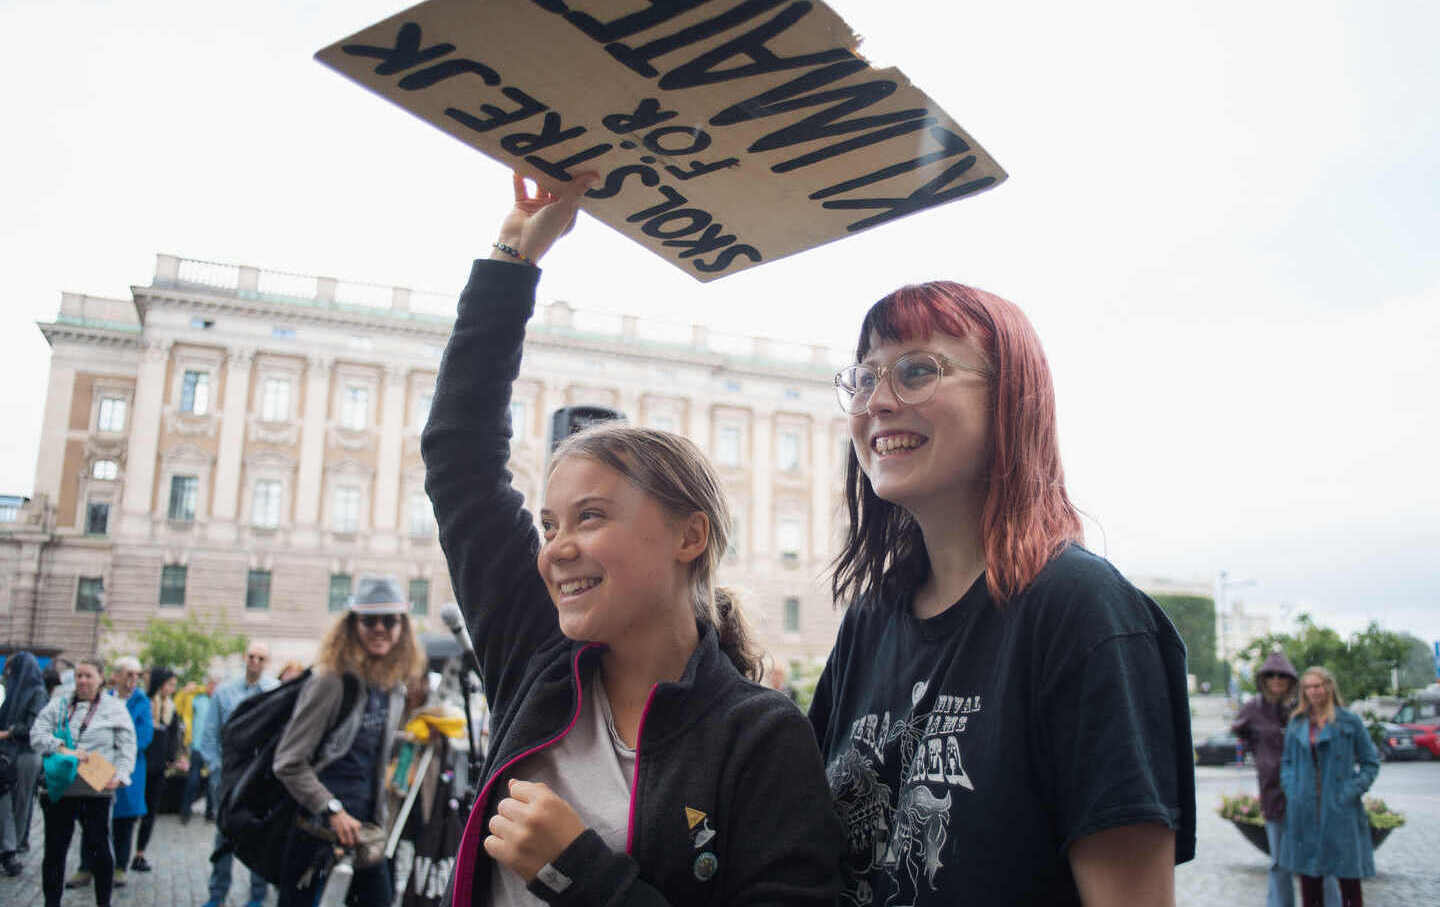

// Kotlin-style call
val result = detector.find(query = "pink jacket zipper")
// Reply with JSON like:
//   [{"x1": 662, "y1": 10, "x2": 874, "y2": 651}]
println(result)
[
  {"x1": 453, "y1": 643, "x2": 597, "y2": 907},
  {"x1": 624, "y1": 684, "x2": 660, "y2": 854}
]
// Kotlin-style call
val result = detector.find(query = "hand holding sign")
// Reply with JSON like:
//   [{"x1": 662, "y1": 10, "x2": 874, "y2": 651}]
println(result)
[
  {"x1": 317, "y1": 0, "x2": 1006, "y2": 281},
  {"x1": 492, "y1": 171, "x2": 598, "y2": 266}
]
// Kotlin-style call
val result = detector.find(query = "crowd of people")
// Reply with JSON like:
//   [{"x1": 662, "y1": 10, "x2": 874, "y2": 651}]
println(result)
[{"x1": 0, "y1": 172, "x2": 1400, "y2": 907}]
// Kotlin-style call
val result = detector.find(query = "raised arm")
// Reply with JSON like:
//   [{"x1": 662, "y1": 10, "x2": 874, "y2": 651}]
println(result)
[{"x1": 422, "y1": 173, "x2": 594, "y2": 714}]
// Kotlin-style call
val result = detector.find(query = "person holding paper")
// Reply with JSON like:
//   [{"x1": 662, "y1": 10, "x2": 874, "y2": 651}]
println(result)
[
  {"x1": 423, "y1": 174, "x2": 842, "y2": 907},
  {"x1": 30, "y1": 656, "x2": 136, "y2": 907},
  {"x1": 808, "y1": 281, "x2": 1197, "y2": 905}
]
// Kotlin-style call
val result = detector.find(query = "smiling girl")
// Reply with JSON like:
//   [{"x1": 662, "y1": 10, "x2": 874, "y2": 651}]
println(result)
[
  {"x1": 422, "y1": 174, "x2": 842, "y2": 907},
  {"x1": 809, "y1": 282, "x2": 1197, "y2": 905}
]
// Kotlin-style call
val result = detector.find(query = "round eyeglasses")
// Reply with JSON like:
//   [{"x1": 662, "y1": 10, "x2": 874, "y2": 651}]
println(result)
[{"x1": 833, "y1": 352, "x2": 988, "y2": 414}]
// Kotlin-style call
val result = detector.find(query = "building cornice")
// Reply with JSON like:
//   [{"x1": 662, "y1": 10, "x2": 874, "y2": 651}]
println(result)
[
  {"x1": 37, "y1": 320, "x2": 143, "y2": 350},
  {"x1": 134, "y1": 284, "x2": 454, "y2": 340}
]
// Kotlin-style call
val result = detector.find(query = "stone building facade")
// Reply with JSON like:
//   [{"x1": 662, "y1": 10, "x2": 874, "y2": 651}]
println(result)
[{"x1": 1, "y1": 255, "x2": 851, "y2": 669}]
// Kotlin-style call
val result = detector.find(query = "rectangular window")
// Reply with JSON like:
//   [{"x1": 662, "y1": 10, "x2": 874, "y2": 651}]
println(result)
[
  {"x1": 97, "y1": 397, "x2": 127, "y2": 432},
  {"x1": 328, "y1": 573, "x2": 352, "y2": 612},
  {"x1": 245, "y1": 569, "x2": 271, "y2": 610},
  {"x1": 252, "y1": 480, "x2": 282, "y2": 528},
  {"x1": 332, "y1": 486, "x2": 361, "y2": 533},
  {"x1": 408, "y1": 492, "x2": 434, "y2": 537},
  {"x1": 92, "y1": 459, "x2": 118, "y2": 480},
  {"x1": 168, "y1": 475, "x2": 198, "y2": 522},
  {"x1": 409, "y1": 579, "x2": 430, "y2": 616},
  {"x1": 340, "y1": 386, "x2": 369, "y2": 430},
  {"x1": 180, "y1": 370, "x2": 211, "y2": 415},
  {"x1": 778, "y1": 517, "x2": 803, "y2": 560},
  {"x1": 260, "y1": 378, "x2": 291, "y2": 421},
  {"x1": 414, "y1": 391, "x2": 433, "y2": 430},
  {"x1": 777, "y1": 429, "x2": 801, "y2": 472},
  {"x1": 159, "y1": 565, "x2": 187, "y2": 607},
  {"x1": 0, "y1": 502, "x2": 18, "y2": 522},
  {"x1": 509, "y1": 400, "x2": 528, "y2": 436},
  {"x1": 783, "y1": 596, "x2": 801, "y2": 633},
  {"x1": 85, "y1": 500, "x2": 110, "y2": 535},
  {"x1": 75, "y1": 576, "x2": 104, "y2": 612},
  {"x1": 716, "y1": 425, "x2": 741, "y2": 467}
]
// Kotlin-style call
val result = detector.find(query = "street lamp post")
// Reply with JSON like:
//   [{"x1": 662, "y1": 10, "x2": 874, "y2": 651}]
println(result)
[{"x1": 1215, "y1": 569, "x2": 1256, "y2": 699}]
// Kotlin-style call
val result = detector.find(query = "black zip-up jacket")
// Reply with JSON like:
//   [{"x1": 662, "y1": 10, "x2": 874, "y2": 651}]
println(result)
[{"x1": 423, "y1": 259, "x2": 843, "y2": 907}]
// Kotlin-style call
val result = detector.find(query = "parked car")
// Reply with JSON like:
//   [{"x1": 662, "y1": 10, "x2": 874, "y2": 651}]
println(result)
[
  {"x1": 1391, "y1": 688, "x2": 1440, "y2": 759},
  {"x1": 1375, "y1": 722, "x2": 1427, "y2": 761},
  {"x1": 1196, "y1": 733, "x2": 1248, "y2": 766}
]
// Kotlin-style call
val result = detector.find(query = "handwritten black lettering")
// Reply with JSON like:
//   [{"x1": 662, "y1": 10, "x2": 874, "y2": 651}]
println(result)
[
  {"x1": 341, "y1": 22, "x2": 454, "y2": 76},
  {"x1": 602, "y1": 98, "x2": 678, "y2": 134},
  {"x1": 397, "y1": 58, "x2": 501, "y2": 90},
  {"x1": 772, "y1": 118, "x2": 932, "y2": 172},
  {"x1": 642, "y1": 208, "x2": 712, "y2": 238},
  {"x1": 540, "y1": 0, "x2": 713, "y2": 43},
  {"x1": 526, "y1": 143, "x2": 615, "y2": 181},
  {"x1": 445, "y1": 87, "x2": 547, "y2": 135},
  {"x1": 822, "y1": 155, "x2": 997, "y2": 232},
  {"x1": 693, "y1": 244, "x2": 762, "y2": 273},
  {"x1": 500, "y1": 113, "x2": 588, "y2": 155},
  {"x1": 625, "y1": 185, "x2": 689, "y2": 222},
  {"x1": 603, "y1": 0, "x2": 788, "y2": 79},
  {"x1": 657, "y1": 1, "x2": 852, "y2": 90},
  {"x1": 665, "y1": 158, "x2": 739, "y2": 180},
  {"x1": 710, "y1": 60, "x2": 931, "y2": 171},
  {"x1": 643, "y1": 125, "x2": 712, "y2": 156},
  {"x1": 662, "y1": 221, "x2": 736, "y2": 257},
  {"x1": 809, "y1": 127, "x2": 970, "y2": 200},
  {"x1": 584, "y1": 164, "x2": 662, "y2": 199}
]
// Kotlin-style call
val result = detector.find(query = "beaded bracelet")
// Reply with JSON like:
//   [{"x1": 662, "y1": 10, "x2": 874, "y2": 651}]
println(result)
[{"x1": 492, "y1": 241, "x2": 533, "y2": 265}]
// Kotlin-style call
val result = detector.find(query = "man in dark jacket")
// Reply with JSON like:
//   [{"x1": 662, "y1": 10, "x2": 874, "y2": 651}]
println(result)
[{"x1": 1231, "y1": 651, "x2": 1338, "y2": 907}]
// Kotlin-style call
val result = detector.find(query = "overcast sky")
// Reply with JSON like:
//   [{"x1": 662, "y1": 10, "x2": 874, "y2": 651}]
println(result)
[{"x1": 3, "y1": 0, "x2": 1437, "y2": 647}]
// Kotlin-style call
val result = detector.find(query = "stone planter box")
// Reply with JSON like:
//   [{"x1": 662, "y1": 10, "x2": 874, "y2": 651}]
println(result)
[{"x1": 1229, "y1": 819, "x2": 1395, "y2": 854}]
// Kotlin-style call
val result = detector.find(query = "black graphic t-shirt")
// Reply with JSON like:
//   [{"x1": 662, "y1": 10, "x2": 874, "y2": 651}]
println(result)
[
  {"x1": 809, "y1": 545, "x2": 1196, "y2": 906},
  {"x1": 318, "y1": 687, "x2": 389, "y2": 822}
]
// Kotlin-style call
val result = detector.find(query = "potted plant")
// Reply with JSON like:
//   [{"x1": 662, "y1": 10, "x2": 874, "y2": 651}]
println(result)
[{"x1": 1217, "y1": 793, "x2": 1406, "y2": 854}]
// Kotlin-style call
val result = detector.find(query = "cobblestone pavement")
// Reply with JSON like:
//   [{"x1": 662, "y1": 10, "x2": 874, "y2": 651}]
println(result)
[
  {"x1": 5, "y1": 763, "x2": 1436, "y2": 905},
  {"x1": 1181, "y1": 761, "x2": 1440, "y2": 906},
  {"x1": 0, "y1": 808, "x2": 274, "y2": 907}
]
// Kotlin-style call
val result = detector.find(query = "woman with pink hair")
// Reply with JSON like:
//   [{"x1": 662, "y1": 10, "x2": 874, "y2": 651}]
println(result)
[{"x1": 810, "y1": 282, "x2": 1197, "y2": 905}]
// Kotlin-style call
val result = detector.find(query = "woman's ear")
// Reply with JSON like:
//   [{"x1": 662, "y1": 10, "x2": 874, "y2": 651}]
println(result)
[{"x1": 676, "y1": 511, "x2": 710, "y2": 564}]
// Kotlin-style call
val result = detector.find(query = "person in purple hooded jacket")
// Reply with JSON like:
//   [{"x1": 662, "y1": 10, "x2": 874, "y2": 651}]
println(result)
[{"x1": 1231, "y1": 651, "x2": 1338, "y2": 907}]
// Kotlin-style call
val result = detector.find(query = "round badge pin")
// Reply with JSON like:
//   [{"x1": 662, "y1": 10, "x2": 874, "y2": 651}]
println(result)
[{"x1": 693, "y1": 851, "x2": 719, "y2": 881}]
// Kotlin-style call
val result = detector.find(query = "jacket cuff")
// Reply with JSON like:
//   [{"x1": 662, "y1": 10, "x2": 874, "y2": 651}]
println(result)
[{"x1": 526, "y1": 829, "x2": 637, "y2": 905}]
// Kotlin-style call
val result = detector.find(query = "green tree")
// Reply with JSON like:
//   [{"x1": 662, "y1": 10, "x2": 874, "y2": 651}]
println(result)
[
  {"x1": 1399, "y1": 635, "x2": 1436, "y2": 691},
  {"x1": 135, "y1": 615, "x2": 248, "y2": 683},
  {"x1": 1238, "y1": 615, "x2": 1424, "y2": 702},
  {"x1": 1151, "y1": 594, "x2": 1225, "y2": 690}
]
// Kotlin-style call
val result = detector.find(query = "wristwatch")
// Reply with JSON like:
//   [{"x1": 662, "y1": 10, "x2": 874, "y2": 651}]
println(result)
[{"x1": 325, "y1": 798, "x2": 343, "y2": 816}]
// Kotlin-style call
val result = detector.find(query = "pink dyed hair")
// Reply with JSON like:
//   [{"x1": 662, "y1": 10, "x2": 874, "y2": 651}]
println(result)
[{"x1": 832, "y1": 281, "x2": 1083, "y2": 605}]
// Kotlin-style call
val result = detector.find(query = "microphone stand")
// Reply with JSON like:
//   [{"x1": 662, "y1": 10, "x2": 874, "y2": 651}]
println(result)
[{"x1": 457, "y1": 665, "x2": 484, "y2": 812}]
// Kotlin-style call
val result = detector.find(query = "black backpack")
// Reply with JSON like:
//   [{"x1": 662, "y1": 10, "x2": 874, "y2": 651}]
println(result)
[{"x1": 216, "y1": 669, "x2": 359, "y2": 883}]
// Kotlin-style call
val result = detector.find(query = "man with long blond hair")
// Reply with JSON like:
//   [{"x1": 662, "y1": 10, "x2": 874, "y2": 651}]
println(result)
[{"x1": 272, "y1": 576, "x2": 423, "y2": 907}]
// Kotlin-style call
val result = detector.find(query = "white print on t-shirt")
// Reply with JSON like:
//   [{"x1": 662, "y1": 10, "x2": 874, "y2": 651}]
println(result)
[{"x1": 827, "y1": 682, "x2": 982, "y2": 907}]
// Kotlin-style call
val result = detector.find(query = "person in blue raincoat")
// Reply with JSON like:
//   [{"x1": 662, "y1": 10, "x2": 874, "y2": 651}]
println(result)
[
  {"x1": 1278, "y1": 666, "x2": 1379, "y2": 907},
  {"x1": 69, "y1": 656, "x2": 153, "y2": 891}
]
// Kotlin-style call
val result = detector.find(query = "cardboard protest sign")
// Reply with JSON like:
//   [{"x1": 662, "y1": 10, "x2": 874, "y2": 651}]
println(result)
[{"x1": 317, "y1": 0, "x2": 1006, "y2": 281}]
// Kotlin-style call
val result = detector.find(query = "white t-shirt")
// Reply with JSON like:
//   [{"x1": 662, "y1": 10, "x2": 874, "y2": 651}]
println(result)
[{"x1": 490, "y1": 668, "x2": 636, "y2": 905}]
